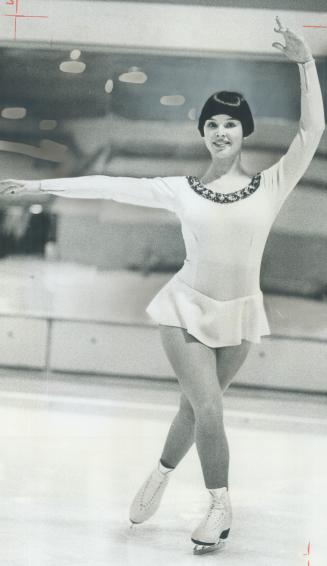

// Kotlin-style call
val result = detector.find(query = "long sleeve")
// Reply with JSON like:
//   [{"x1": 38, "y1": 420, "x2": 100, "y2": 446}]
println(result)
[
  {"x1": 39, "y1": 175, "x2": 178, "y2": 213},
  {"x1": 262, "y1": 59, "x2": 325, "y2": 211}
]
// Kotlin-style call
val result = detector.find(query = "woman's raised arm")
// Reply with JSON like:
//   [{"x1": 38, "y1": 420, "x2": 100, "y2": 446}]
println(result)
[
  {"x1": 264, "y1": 16, "x2": 325, "y2": 209},
  {"x1": 0, "y1": 175, "x2": 179, "y2": 213}
]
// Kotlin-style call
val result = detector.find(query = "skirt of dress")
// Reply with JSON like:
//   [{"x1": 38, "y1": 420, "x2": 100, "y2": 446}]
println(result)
[{"x1": 146, "y1": 272, "x2": 271, "y2": 348}]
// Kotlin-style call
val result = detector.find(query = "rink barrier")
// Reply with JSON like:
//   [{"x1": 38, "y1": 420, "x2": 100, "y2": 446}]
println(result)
[{"x1": 0, "y1": 312, "x2": 326, "y2": 393}]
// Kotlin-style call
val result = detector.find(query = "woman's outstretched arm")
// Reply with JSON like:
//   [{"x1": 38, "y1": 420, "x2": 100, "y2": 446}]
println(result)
[
  {"x1": 264, "y1": 16, "x2": 325, "y2": 209},
  {"x1": 0, "y1": 175, "x2": 179, "y2": 213},
  {"x1": 267, "y1": 59, "x2": 325, "y2": 201}
]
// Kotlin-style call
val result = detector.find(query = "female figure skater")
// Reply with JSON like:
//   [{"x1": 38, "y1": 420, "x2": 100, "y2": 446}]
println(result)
[{"x1": 0, "y1": 16, "x2": 324, "y2": 555}]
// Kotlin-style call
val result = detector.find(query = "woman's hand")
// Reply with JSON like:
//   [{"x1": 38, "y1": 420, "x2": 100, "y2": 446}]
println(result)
[
  {"x1": 0, "y1": 179, "x2": 41, "y2": 196},
  {"x1": 272, "y1": 15, "x2": 313, "y2": 63}
]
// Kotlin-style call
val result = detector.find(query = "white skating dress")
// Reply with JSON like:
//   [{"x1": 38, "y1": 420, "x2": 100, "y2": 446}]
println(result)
[{"x1": 40, "y1": 60, "x2": 324, "y2": 347}]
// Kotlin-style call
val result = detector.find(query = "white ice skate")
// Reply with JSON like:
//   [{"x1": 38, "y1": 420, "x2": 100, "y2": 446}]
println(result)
[
  {"x1": 129, "y1": 463, "x2": 172, "y2": 525},
  {"x1": 191, "y1": 487, "x2": 232, "y2": 555}
]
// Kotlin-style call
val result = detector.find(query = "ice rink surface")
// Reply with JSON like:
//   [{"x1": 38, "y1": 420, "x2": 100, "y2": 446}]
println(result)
[{"x1": 0, "y1": 370, "x2": 326, "y2": 566}]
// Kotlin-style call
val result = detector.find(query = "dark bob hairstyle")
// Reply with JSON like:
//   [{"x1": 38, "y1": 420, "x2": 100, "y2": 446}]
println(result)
[{"x1": 198, "y1": 91, "x2": 254, "y2": 138}]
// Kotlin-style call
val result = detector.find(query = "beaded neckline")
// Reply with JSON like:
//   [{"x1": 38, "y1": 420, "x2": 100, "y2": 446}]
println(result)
[{"x1": 186, "y1": 173, "x2": 262, "y2": 204}]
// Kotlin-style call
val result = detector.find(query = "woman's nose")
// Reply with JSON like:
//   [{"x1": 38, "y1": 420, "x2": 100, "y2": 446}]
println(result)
[{"x1": 215, "y1": 125, "x2": 225, "y2": 136}]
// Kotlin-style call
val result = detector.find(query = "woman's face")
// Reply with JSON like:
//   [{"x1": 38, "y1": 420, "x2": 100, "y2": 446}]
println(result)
[{"x1": 203, "y1": 114, "x2": 243, "y2": 159}]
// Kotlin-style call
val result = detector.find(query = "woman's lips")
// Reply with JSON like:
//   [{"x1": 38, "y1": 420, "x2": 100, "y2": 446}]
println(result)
[{"x1": 212, "y1": 141, "x2": 230, "y2": 147}]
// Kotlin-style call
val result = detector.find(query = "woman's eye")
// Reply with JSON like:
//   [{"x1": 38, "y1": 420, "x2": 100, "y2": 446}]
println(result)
[{"x1": 206, "y1": 121, "x2": 236, "y2": 128}]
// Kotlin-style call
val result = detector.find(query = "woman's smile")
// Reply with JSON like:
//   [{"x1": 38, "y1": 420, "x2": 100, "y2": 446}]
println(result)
[
  {"x1": 212, "y1": 139, "x2": 231, "y2": 149},
  {"x1": 203, "y1": 114, "x2": 243, "y2": 158}
]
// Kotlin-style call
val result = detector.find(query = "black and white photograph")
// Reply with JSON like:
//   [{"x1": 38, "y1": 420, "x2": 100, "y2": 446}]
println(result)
[{"x1": 0, "y1": 1, "x2": 326, "y2": 564}]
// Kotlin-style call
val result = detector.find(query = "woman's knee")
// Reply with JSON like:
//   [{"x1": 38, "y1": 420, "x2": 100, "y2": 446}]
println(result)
[
  {"x1": 194, "y1": 399, "x2": 224, "y2": 427},
  {"x1": 178, "y1": 394, "x2": 195, "y2": 423}
]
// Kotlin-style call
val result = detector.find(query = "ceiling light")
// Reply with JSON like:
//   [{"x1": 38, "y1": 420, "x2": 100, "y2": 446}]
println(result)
[
  {"x1": 59, "y1": 61, "x2": 86, "y2": 74},
  {"x1": 188, "y1": 108, "x2": 197, "y2": 120},
  {"x1": 118, "y1": 68, "x2": 147, "y2": 84},
  {"x1": 105, "y1": 79, "x2": 114, "y2": 93},
  {"x1": 160, "y1": 95, "x2": 185, "y2": 106},
  {"x1": 1, "y1": 107, "x2": 26, "y2": 119},
  {"x1": 70, "y1": 49, "x2": 81, "y2": 60}
]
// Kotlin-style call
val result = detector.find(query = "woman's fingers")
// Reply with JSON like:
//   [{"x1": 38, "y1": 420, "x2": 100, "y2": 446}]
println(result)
[
  {"x1": 272, "y1": 42, "x2": 285, "y2": 52},
  {"x1": 273, "y1": 17, "x2": 286, "y2": 52},
  {"x1": 0, "y1": 179, "x2": 41, "y2": 195},
  {"x1": 274, "y1": 15, "x2": 287, "y2": 33},
  {"x1": 0, "y1": 180, "x2": 12, "y2": 194},
  {"x1": 0, "y1": 179, "x2": 25, "y2": 195},
  {"x1": 272, "y1": 17, "x2": 312, "y2": 62}
]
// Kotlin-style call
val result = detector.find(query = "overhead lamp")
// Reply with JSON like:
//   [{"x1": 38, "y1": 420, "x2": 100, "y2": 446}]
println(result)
[
  {"x1": 160, "y1": 95, "x2": 185, "y2": 106},
  {"x1": 70, "y1": 49, "x2": 81, "y2": 60},
  {"x1": 59, "y1": 61, "x2": 86, "y2": 74},
  {"x1": 1, "y1": 107, "x2": 26, "y2": 119},
  {"x1": 119, "y1": 67, "x2": 147, "y2": 84},
  {"x1": 105, "y1": 79, "x2": 114, "y2": 93}
]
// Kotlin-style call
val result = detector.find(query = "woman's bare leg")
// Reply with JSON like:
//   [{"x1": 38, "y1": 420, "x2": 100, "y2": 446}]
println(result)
[
  {"x1": 160, "y1": 391, "x2": 195, "y2": 469},
  {"x1": 159, "y1": 326, "x2": 225, "y2": 488},
  {"x1": 159, "y1": 325, "x2": 251, "y2": 487},
  {"x1": 215, "y1": 339, "x2": 251, "y2": 393}
]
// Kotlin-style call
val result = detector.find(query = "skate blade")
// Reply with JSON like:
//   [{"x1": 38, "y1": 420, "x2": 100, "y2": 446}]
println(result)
[
  {"x1": 129, "y1": 520, "x2": 141, "y2": 529},
  {"x1": 193, "y1": 540, "x2": 226, "y2": 555}
]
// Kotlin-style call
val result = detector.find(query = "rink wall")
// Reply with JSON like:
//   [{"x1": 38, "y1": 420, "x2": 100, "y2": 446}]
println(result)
[{"x1": 0, "y1": 288, "x2": 326, "y2": 394}]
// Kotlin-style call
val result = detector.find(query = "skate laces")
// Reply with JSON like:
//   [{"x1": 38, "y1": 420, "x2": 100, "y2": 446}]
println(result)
[
  {"x1": 210, "y1": 498, "x2": 225, "y2": 513},
  {"x1": 205, "y1": 497, "x2": 226, "y2": 527},
  {"x1": 139, "y1": 471, "x2": 168, "y2": 509}
]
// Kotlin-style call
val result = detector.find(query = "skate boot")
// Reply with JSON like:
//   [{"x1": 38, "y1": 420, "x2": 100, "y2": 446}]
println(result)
[
  {"x1": 129, "y1": 461, "x2": 173, "y2": 525},
  {"x1": 191, "y1": 487, "x2": 232, "y2": 555}
]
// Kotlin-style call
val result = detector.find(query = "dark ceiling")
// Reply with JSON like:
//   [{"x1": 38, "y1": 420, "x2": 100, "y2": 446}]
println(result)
[{"x1": 0, "y1": 46, "x2": 326, "y2": 127}]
